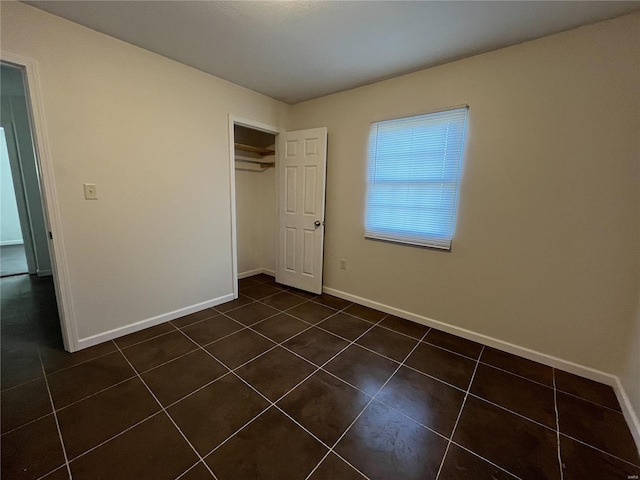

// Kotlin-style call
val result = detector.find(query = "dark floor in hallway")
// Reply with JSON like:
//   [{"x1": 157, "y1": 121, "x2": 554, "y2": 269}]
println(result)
[
  {"x1": 1, "y1": 273, "x2": 639, "y2": 479},
  {"x1": 0, "y1": 244, "x2": 28, "y2": 277}
]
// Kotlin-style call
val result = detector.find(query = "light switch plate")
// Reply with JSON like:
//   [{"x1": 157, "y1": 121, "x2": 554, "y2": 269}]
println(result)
[{"x1": 83, "y1": 183, "x2": 97, "y2": 200}]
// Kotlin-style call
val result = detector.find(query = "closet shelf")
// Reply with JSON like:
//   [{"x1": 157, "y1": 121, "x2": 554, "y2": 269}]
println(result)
[
  {"x1": 235, "y1": 154, "x2": 274, "y2": 165},
  {"x1": 235, "y1": 162, "x2": 274, "y2": 172},
  {"x1": 234, "y1": 143, "x2": 275, "y2": 157}
]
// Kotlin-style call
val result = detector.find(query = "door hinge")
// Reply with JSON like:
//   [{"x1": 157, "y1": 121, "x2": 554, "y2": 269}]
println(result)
[{"x1": 48, "y1": 231, "x2": 53, "y2": 240}]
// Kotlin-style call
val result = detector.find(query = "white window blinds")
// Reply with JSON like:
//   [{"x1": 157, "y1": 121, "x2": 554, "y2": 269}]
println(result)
[{"x1": 365, "y1": 106, "x2": 468, "y2": 250}]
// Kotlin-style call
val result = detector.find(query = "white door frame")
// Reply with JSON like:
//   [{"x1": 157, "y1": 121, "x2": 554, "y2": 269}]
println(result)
[
  {"x1": 1, "y1": 51, "x2": 78, "y2": 352},
  {"x1": 227, "y1": 114, "x2": 283, "y2": 299}
]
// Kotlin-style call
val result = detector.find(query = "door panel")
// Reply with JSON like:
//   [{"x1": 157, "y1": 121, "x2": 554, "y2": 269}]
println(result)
[
  {"x1": 285, "y1": 166, "x2": 297, "y2": 213},
  {"x1": 284, "y1": 227, "x2": 296, "y2": 272},
  {"x1": 276, "y1": 127, "x2": 327, "y2": 294}
]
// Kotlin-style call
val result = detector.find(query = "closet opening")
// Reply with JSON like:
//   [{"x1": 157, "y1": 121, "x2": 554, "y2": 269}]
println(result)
[
  {"x1": 229, "y1": 116, "x2": 328, "y2": 298},
  {"x1": 230, "y1": 119, "x2": 280, "y2": 297}
]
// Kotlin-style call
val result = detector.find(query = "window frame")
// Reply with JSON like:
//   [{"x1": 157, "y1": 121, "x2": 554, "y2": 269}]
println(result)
[{"x1": 364, "y1": 105, "x2": 469, "y2": 251}]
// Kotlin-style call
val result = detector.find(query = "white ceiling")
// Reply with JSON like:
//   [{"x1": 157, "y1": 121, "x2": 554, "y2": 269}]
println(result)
[{"x1": 25, "y1": 1, "x2": 640, "y2": 104}]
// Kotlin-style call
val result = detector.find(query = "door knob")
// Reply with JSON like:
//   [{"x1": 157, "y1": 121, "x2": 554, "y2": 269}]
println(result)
[{"x1": 314, "y1": 221, "x2": 321, "y2": 228}]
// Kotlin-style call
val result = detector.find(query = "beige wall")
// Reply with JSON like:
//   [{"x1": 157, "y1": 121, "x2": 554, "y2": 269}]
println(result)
[
  {"x1": 0, "y1": 2, "x2": 288, "y2": 341},
  {"x1": 235, "y1": 167, "x2": 277, "y2": 275},
  {"x1": 235, "y1": 170, "x2": 263, "y2": 275},
  {"x1": 259, "y1": 167, "x2": 277, "y2": 274},
  {"x1": 290, "y1": 14, "x2": 640, "y2": 378}
]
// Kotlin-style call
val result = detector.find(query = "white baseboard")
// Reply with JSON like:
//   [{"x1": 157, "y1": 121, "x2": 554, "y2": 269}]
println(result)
[
  {"x1": 0, "y1": 240, "x2": 24, "y2": 246},
  {"x1": 323, "y1": 286, "x2": 640, "y2": 452},
  {"x1": 238, "y1": 268, "x2": 275, "y2": 279},
  {"x1": 76, "y1": 293, "x2": 234, "y2": 350},
  {"x1": 37, "y1": 269, "x2": 52, "y2": 277},
  {"x1": 614, "y1": 377, "x2": 640, "y2": 454},
  {"x1": 238, "y1": 268, "x2": 263, "y2": 279}
]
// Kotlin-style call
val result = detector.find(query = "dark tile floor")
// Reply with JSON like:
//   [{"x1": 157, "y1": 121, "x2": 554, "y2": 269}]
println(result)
[{"x1": 2, "y1": 273, "x2": 639, "y2": 480}]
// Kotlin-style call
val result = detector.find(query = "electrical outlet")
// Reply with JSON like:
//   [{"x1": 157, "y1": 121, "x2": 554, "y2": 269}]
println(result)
[
  {"x1": 83, "y1": 183, "x2": 97, "y2": 200},
  {"x1": 340, "y1": 259, "x2": 347, "y2": 270}
]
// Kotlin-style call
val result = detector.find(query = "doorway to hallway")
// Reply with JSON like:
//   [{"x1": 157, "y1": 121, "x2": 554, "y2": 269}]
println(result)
[{"x1": 0, "y1": 126, "x2": 28, "y2": 277}]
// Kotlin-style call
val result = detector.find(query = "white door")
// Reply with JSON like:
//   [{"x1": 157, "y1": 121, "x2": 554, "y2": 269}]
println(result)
[{"x1": 276, "y1": 128, "x2": 327, "y2": 294}]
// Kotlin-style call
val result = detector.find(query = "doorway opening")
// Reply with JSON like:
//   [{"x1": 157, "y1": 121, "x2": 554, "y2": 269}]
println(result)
[
  {"x1": 230, "y1": 118, "x2": 279, "y2": 297},
  {"x1": 0, "y1": 64, "x2": 52, "y2": 279},
  {"x1": 0, "y1": 60, "x2": 72, "y2": 355},
  {"x1": 0, "y1": 126, "x2": 28, "y2": 276},
  {"x1": 229, "y1": 116, "x2": 328, "y2": 297}
]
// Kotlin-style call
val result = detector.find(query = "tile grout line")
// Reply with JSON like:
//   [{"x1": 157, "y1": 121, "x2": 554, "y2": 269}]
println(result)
[
  {"x1": 169, "y1": 311, "x2": 220, "y2": 329},
  {"x1": 464, "y1": 392, "x2": 557, "y2": 432},
  {"x1": 38, "y1": 411, "x2": 165, "y2": 475},
  {"x1": 218, "y1": 302, "x2": 396, "y2": 403},
  {"x1": 399, "y1": 362, "x2": 467, "y2": 393},
  {"x1": 155, "y1": 300, "x2": 359, "y2": 411},
  {"x1": 53, "y1": 373, "x2": 139, "y2": 411},
  {"x1": 25, "y1": 277, "x2": 632, "y2": 478},
  {"x1": 171, "y1": 307, "x2": 385, "y2": 479},
  {"x1": 40, "y1": 298, "x2": 482, "y2": 392},
  {"x1": 375, "y1": 321, "x2": 429, "y2": 341},
  {"x1": 39, "y1": 340, "x2": 636, "y2": 479},
  {"x1": 1, "y1": 374, "x2": 46, "y2": 394},
  {"x1": 478, "y1": 362, "x2": 552, "y2": 391},
  {"x1": 215, "y1": 294, "x2": 363, "y2": 368},
  {"x1": 34, "y1": 340, "x2": 121, "y2": 380},
  {"x1": 229, "y1": 307, "x2": 470, "y2": 454},
  {"x1": 434, "y1": 345, "x2": 484, "y2": 480},
  {"x1": 203, "y1": 400, "x2": 273, "y2": 462},
  {"x1": 5, "y1": 276, "x2": 635, "y2": 478},
  {"x1": 203, "y1": 318, "x2": 383, "y2": 480},
  {"x1": 174, "y1": 461, "x2": 201, "y2": 480},
  {"x1": 36, "y1": 465, "x2": 69, "y2": 480},
  {"x1": 166, "y1": 318, "x2": 344, "y2": 465},
  {"x1": 474, "y1": 356, "x2": 624, "y2": 414},
  {"x1": 173, "y1": 459, "x2": 217, "y2": 480},
  {"x1": 553, "y1": 369, "x2": 565, "y2": 480},
  {"x1": 196, "y1": 299, "x2": 362, "y2": 395},
  {"x1": 111, "y1": 342, "x2": 220, "y2": 480},
  {"x1": 553, "y1": 388, "x2": 625, "y2": 415},
  {"x1": 160, "y1": 371, "x2": 230, "y2": 411},
  {"x1": 1, "y1": 371, "x2": 136, "y2": 437},
  {"x1": 115, "y1": 324, "x2": 180, "y2": 350},
  {"x1": 139, "y1": 324, "x2": 255, "y2": 373},
  {"x1": 37, "y1": 350, "x2": 73, "y2": 480},
  {"x1": 420, "y1": 338, "x2": 484, "y2": 362},
  {"x1": 448, "y1": 441, "x2": 523, "y2": 480},
  {"x1": 46, "y1": 298, "x2": 610, "y2": 443},
  {"x1": 304, "y1": 326, "x2": 431, "y2": 480},
  {"x1": 39, "y1": 329, "x2": 186, "y2": 385},
  {"x1": 2, "y1": 411, "x2": 54, "y2": 437},
  {"x1": 559, "y1": 432, "x2": 640, "y2": 469}
]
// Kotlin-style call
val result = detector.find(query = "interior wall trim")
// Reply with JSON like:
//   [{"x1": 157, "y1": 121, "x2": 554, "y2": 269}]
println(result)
[
  {"x1": 238, "y1": 268, "x2": 263, "y2": 279},
  {"x1": 76, "y1": 293, "x2": 234, "y2": 350}
]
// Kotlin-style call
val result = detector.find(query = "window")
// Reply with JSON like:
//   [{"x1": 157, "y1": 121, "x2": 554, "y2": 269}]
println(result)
[{"x1": 365, "y1": 106, "x2": 469, "y2": 250}]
